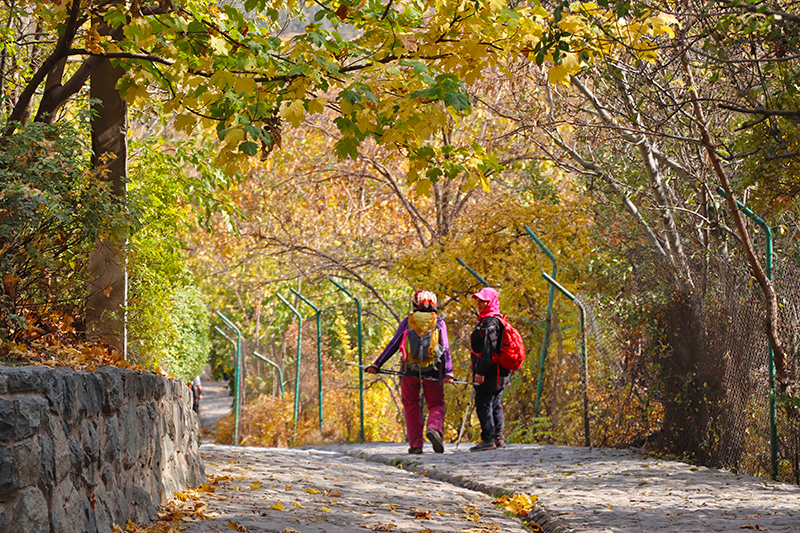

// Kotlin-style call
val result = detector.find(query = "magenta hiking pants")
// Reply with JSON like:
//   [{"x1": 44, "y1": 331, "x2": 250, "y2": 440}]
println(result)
[{"x1": 401, "y1": 375, "x2": 445, "y2": 448}]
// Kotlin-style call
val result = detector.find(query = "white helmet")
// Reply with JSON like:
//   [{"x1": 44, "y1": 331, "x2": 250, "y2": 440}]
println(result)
[{"x1": 413, "y1": 290, "x2": 437, "y2": 311}]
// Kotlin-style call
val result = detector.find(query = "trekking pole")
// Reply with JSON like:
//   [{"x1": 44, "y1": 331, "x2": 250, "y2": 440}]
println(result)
[
  {"x1": 455, "y1": 388, "x2": 475, "y2": 450},
  {"x1": 346, "y1": 363, "x2": 477, "y2": 386}
]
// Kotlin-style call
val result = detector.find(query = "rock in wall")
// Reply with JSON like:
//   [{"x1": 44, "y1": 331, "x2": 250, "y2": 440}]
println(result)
[{"x1": 0, "y1": 366, "x2": 205, "y2": 533}]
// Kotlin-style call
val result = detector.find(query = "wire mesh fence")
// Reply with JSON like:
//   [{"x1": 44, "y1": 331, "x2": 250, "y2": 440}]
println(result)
[{"x1": 556, "y1": 257, "x2": 800, "y2": 484}]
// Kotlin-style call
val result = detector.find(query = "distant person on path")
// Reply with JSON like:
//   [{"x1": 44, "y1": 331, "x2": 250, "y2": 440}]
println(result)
[
  {"x1": 190, "y1": 375, "x2": 202, "y2": 414},
  {"x1": 470, "y1": 287, "x2": 510, "y2": 452},
  {"x1": 367, "y1": 290, "x2": 454, "y2": 454}
]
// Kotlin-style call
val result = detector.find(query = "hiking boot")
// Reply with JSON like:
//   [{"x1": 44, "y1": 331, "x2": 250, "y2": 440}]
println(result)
[
  {"x1": 470, "y1": 441, "x2": 496, "y2": 452},
  {"x1": 408, "y1": 447, "x2": 423, "y2": 455},
  {"x1": 426, "y1": 428, "x2": 444, "y2": 454},
  {"x1": 494, "y1": 436, "x2": 506, "y2": 448}
]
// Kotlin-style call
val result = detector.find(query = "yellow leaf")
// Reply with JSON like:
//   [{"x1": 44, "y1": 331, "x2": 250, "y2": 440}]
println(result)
[
  {"x1": 306, "y1": 487, "x2": 321, "y2": 494},
  {"x1": 249, "y1": 481, "x2": 261, "y2": 490},
  {"x1": 175, "y1": 113, "x2": 196, "y2": 133},
  {"x1": 560, "y1": 14, "x2": 582, "y2": 34},
  {"x1": 547, "y1": 52, "x2": 580, "y2": 85},
  {"x1": 415, "y1": 179, "x2": 432, "y2": 196},
  {"x1": 496, "y1": 492, "x2": 538, "y2": 517},
  {"x1": 356, "y1": 110, "x2": 373, "y2": 134},
  {"x1": 307, "y1": 98, "x2": 326, "y2": 115},
  {"x1": 320, "y1": 506, "x2": 331, "y2": 512},
  {"x1": 225, "y1": 128, "x2": 245, "y2": 146},
  {"x1": 270, "y1": 501, "x2": 285, "y2": 511},
  {"x1": 210, "y1": 70, "x2": 235, "y2": 89},
  {"x1": 210, "y1": 36, "x2": 229, "y2": 54},
  {"x1": 234, "y1": 76, "x2": 257, "y2": 94},
  {"x1": 280, "y1": 99, "x2": 306, "y2": 127}
]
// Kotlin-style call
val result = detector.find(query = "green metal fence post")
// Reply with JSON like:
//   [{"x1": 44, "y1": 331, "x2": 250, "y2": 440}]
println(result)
[
  {"x1": 456, "y1": 257, "x2": 489, "y2": 287},
  {"x1": 213, "y1": 325, "x2": 238, "y2": 402},
  {"x1": 541, "y1": 273, "x2": 589, "y2": 448},
  {"x1": 524, "y1": 225, "x2": 558, "y2": 426},
  {"x1": 276, "y1": 294, "x2": 303, "y2": 441},
  {"x1": 329, "y1": 278, "x2": 365, "y2": 442},
  {"x1": 252, "y1": 351, "x2": 285, "y2": 396},
  {"x1": 716, "y1": 187, "x2": 777, "y2": 480},
  {"x1": 291, "y1": 288, "x2": 323, "y2": 429},
  {"x1": 215, "y1": 311, "x2": 242, "y2": 446}
]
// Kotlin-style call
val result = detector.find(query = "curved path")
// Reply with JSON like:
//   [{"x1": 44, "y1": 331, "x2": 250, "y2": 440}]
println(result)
[{"x1": 183, "y1": 375, "x2": 800, "y2": 532}]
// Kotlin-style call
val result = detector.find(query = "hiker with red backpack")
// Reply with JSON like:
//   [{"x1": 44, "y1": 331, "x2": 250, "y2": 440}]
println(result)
[
  {"x1": 366, "y1": 290, "x2": 454, "y2": 455},
  {"x1": 470, "y1": 287, "x2": 520, "y2": 452}
]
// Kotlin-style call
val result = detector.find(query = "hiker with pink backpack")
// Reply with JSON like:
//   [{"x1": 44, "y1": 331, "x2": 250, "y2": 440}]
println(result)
[
  {"x1": 366, "y1": 290, "x2": 454, "y2": 454},
  {"x1": 470, "y1": 287, "x2": 526, "y2": 452}
]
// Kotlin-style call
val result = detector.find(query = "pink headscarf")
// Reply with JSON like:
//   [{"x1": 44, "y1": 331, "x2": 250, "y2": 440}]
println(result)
[{"x1": 472, "y1": 287, "x2": 500, "y2": 319}]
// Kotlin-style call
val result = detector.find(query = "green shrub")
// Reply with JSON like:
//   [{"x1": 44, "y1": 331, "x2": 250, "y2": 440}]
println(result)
[{"x1": 0, "y1": 121, "x2": 125, "y2": 343}]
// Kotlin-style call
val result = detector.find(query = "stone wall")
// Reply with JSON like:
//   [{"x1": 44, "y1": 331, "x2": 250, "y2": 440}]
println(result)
[{"x1": 0, "y1": 365, "x2": 205, "y2": 533}]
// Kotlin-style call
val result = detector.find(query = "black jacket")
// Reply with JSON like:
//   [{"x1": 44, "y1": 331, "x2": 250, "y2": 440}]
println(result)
[{"x1": 470, "y1": 315, "x2": 511, "y2": 392}]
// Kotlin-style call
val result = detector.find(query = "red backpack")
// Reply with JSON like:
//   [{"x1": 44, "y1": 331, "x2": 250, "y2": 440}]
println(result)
[{"x1": 491, "y1": 315, "x2": 526, "y2": 372}]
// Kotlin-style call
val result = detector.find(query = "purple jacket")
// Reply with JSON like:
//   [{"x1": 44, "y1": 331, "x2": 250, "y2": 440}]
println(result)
[{"x1": 372, "y1": 316, "x2": 454, "y2": 377}]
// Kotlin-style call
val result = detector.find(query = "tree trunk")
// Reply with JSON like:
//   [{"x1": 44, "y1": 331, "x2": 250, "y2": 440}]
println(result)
[{"x1": 85, "y1": 58, "x2": 128, "y2": 354}]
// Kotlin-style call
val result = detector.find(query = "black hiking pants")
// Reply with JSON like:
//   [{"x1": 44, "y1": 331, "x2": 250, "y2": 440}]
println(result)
[{"x1": 475, "y1": 388, "x2": 504, "y2": 443}]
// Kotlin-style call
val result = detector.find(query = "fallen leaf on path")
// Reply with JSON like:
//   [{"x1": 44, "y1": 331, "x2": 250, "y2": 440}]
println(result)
[
  {"x1": 366, "y1": 524, "x2": 397, "y2": 531},
  {"x1": 413, "y1": 509, "x2": 431, "y2": 519},
  {"x1": 227, "y1": 521, "x2": 250, "y2": 531},
  {"x1": 525, "y1": 522, "x2": 544, "y2": 533},
  {"x1": 493, "y1": 492, "x2": 537, "y2": 517}
]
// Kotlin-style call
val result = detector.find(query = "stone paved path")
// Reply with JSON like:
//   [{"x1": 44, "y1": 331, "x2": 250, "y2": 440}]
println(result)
[
  {"x1": 325, "y1": 442, "x2": 800, "y2": 532},
  {"x1": 174, "y1": 441, "x2": 800, "y2": 533},
  {"x1": 182, "y1": 444, "x2": 526, "y2": 533},
  {"x1": 197, "y1": 379, "x2": 232, "y2": 438},
  {"x1": 184, "y1": 372, "x2": 800, "y2": 532}
]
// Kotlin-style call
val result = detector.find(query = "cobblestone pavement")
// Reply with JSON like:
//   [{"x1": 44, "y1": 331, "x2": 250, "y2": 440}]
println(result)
[
  {"x1": 180, "y1": 444, "x2": 528, "y2": 533},
  {"x1": 196, "y1": 379, "x2": 231, "y2": 437},
  {"x1": 323, "y1": 442, "x2": 800, "y2": 532},
  {"x1": 184, "y1": 379, "x2": 800, "y2": 532}
]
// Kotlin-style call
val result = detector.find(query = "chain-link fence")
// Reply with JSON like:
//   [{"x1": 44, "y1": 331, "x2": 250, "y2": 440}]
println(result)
[{"x1": 558, "y1": 258, "x2": 800, "y2": 484}]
